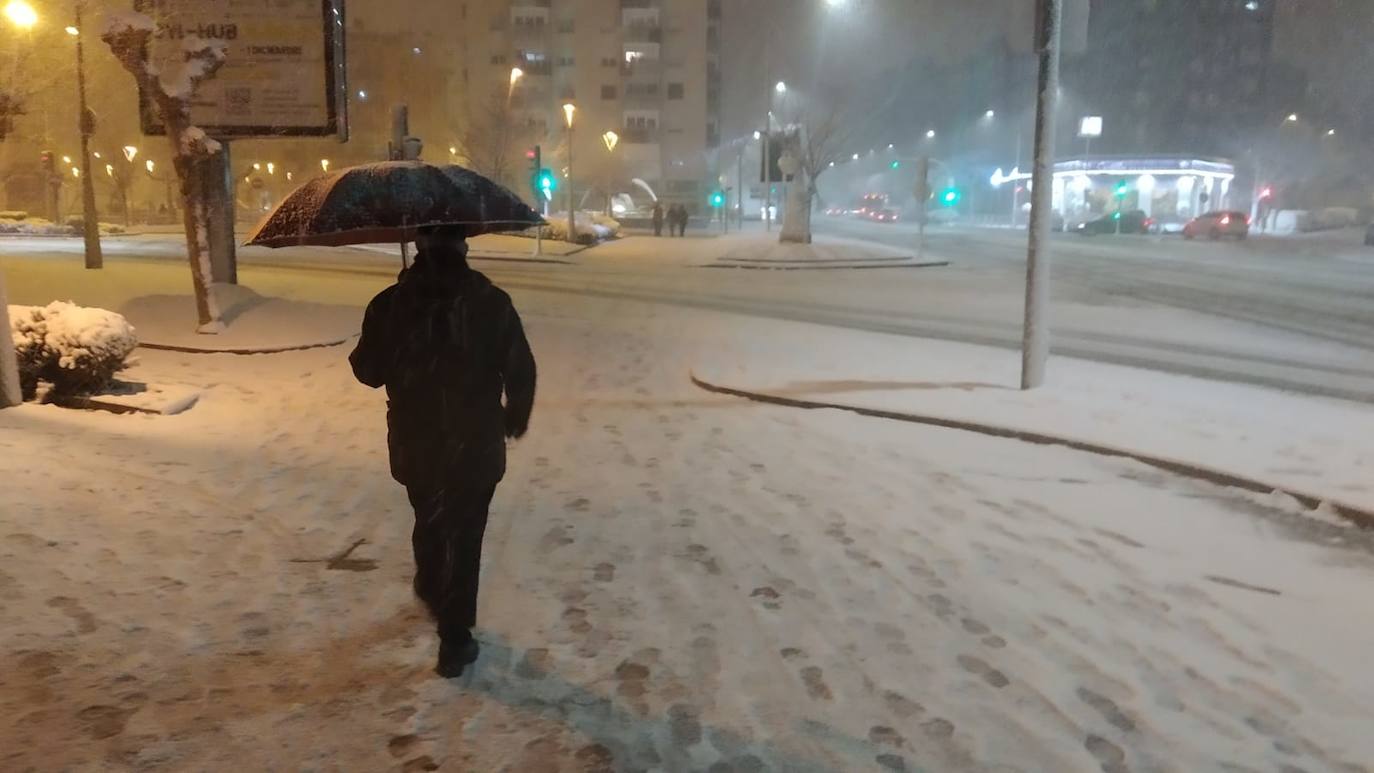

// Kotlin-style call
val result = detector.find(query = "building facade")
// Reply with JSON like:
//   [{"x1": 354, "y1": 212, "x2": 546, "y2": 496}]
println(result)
[
  {"x1": 458, "y1": 0, "x2": 721, "y2": 213},
  {"x1": 1073, "y1": 0, "x2": 1282, "y2": 158}
]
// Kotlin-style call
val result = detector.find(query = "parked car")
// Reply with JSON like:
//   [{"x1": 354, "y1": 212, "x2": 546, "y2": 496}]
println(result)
[
  {"x1": 1183, "y1": 211, "x2": 1250, "y2": 240},
  {"x1": 1364, "y1": 221, "x2": 1374, "y2": 246},
  {"x1": 867, "y1": 208, "x2": 899, "y2": 223},
  {"x1": 1075, "y1": 210, "x2": 1152, "y2": 235}
]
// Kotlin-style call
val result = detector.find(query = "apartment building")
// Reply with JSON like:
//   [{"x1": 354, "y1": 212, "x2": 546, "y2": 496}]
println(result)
[{"x1": 460, "y1": 0, "x2": 722, "y2": 211}]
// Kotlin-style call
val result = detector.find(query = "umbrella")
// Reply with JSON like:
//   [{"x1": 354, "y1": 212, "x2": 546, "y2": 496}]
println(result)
[{"x1": 244, "y1": 161, "x2": 543, "y2": 248}]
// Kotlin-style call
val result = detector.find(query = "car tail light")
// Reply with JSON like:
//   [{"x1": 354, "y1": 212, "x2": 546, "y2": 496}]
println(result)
[
  {"x1": 1220, "y1": 215, "x2": 1231, "y2": 226},
  {"x1": 1245, "y1": 215, "x2": 1252, "y2": 225}
]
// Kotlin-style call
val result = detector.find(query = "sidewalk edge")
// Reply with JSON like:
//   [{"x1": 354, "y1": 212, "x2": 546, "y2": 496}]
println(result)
[{"x1": 689, "y1": 373, "x2": 1374, "y2": 530}]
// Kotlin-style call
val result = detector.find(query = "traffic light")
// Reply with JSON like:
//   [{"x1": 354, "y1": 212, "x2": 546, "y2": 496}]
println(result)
[
  {"x1": 890, "y1": 160, "x2": 900, "y2": 170},
  {"x1": 1114, "y1": 180, "x2": 1129, "y2": 199},
  {"x1": 536, "y1": 169, "x2": 556, "y2": 200},
  {"x1": 939, "y1": 187, "x2": 961, "y2": 207},
  {"x1": 709, "y1": 190, "x2": 725, "y2": 208}
]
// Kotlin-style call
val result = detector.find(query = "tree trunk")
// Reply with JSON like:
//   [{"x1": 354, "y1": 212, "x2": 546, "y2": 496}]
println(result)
[
  {"x1": 168, "y1": 131, "x2": 223, "y2": 333},
  {"x1": 0, "y1": 270, "x2": 22, "y2": 408}
]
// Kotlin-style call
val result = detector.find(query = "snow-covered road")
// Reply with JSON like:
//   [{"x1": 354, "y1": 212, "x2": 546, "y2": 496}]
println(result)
[{"x1": 3, "y1": 271, "x2": 1372, "y2": 772}]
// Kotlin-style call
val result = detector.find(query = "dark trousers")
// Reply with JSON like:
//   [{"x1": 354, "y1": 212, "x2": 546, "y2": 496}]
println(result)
[{"x1": 405, "y1": 481, "x2": 497, "y2": 642}]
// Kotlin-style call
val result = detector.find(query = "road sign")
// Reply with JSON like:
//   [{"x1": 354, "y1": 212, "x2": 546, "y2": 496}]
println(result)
[{"x1": 137, "y1": 0, "x2": 347, "y2": 139}]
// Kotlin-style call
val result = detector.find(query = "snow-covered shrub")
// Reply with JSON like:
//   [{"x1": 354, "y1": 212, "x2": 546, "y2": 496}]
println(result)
[
  {"x1": 0, "y1": 210, "x2": 28, "y2": 221},
  {"x1": 520, "y1": 211, "x2": 622, "y2": 244},
  {"x1": 8, "y1": 302, "x2": 138, "y2": 397}
]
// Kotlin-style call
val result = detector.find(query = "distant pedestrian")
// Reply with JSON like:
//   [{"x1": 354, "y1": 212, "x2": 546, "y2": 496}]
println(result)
[
  {"x1": 678, "y1": 205, "x2": 689, "y2": 237},
  {"x1": 652, "y1": 202, "x2": 664, "y2": 237},
  {"x1": 350, "y1": 224, "x2": 537, "y2": 679}
]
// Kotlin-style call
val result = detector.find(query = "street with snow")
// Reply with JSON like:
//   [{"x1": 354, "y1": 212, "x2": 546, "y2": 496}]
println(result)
[{"x1": 3, "y1": 226, "x2": 1373, "y2": 772}]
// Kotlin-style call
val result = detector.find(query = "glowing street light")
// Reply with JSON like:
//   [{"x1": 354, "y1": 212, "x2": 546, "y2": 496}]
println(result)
[
  {"x1": 753, "y1": 130, "x2": 761, "y2": 140},
  {"x1": 926, "y1": 129, "x2": 936, "y2": 139},
  {"x1": 448, "y1": 145, "x2": 457, "y2": 155},
  {"x1": 320, "y1": 159, "x2": 331, "y2": 173},
  {"x1": 510, "y1": 67, "x2": 524, "y2": 87},
  {"x1": 775, "y1": 81, "x2": 787, "y2": 94},
  {"x1": 61, "y1": 155, "x2": 72, "y2": 165},
  {"x1": 985, "y1": 109, "x2": 996, "y2": 119},
  {"x1": 145, "y1": 159, "x2": 155, "y2": 174},
  {"x1": 1326, "y1": 128, "x2": 1336, "y2": 137},
  {"x1": 602, "y1": 130, "x2": 619, "y2": 152},
  {"x1": 253, "y1": 162, "x2": 261, "y2": 171},
  {"x1": 1286, "y1": 113, "x2": 1299, "y2": 123},
  {"x1": 266, "y1": 162, "x2": 275, "y2": 175},
  {"x1": 563, "y1": 103, "x2": 577, "y2": 240},
  {"x1": 104, "y1": 163, "x2": 113, "y2": 177},
  {"x1": 70, "y1": 166, "x2": 80, "y2": 178},
  {"x1": 122, "y1": 145, "x2": 138, "y2": 162},
  {"x1": 851, "y1": 153, "x2": 859, "y2": 160},
  {"x1": 562, "y1": 102, "x2": 576, "y2": 127},
  {"x1": 92, "y1": 151, "x2": 101, "y2": 159},
  {"x1": 286, "y1": 171, "x2": 293, "y2": 181},
  {"x1": 3, "y1": 1, "x2": 38, "y2": 29},
  {"x1": 65, "y1": 25, "x2": 78, "y2": 36}
]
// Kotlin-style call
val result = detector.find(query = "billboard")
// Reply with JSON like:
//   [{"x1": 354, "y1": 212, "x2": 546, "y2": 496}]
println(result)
[{"x1": 136, "y1": 0, "x2": 347, "y2": 139}]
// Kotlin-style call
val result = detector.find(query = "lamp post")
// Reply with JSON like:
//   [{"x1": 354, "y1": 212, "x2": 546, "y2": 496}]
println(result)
[
  {"x1": 601, "y1": 130, "x2": 619, "y2": 215},
  {"x1": 563, "y1": 103, "x2": 576, "y2": 241}
]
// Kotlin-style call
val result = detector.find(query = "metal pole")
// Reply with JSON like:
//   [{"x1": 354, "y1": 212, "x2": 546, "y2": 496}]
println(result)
[
  {"x1": 1020, "y1": 0, "x2": 1063, "y2": 390},
  {"x1": 566, "y1": 124, "x2": 575, "y2": 242},
  {"x1": 737, "y1": 146, "x2": 744, "y2": 228},
  {"x1": 762, "y1": 130, "x2": 772, "y2": 232},
  {"x1": 1010, "y1": 131, "x2": 1023, "y2": 225},
  {"x1": 74, "y1": 1, "x2": 103, "y2": 270}
]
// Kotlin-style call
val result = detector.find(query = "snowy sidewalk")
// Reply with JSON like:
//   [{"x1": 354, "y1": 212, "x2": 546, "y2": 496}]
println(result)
[
  {"x1": 3, "y1": 261, "x2": 1373, "y2": 772},
  {"x1": 695, "y1": 318, "x2": 1374, "y2": 521}
]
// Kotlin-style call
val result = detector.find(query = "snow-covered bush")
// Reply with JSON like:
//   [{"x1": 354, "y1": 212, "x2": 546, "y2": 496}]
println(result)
[
  {"x1": 8, "y1": 302, "x2": 138, "y2": 397},
  {"x1": 0, "y1": 218, "x2": 72, "y2": 236},
  {"x1": 0, "y1": 211, "x2": 28, "y2": 221},
  {"x1": 519, "y1": 211, "x2": 622, "y2": 244}
]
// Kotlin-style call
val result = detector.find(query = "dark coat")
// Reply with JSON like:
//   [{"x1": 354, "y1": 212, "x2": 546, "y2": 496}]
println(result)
[{"x1": 350, "y1": 248, "x2": 536, "y2": 488}]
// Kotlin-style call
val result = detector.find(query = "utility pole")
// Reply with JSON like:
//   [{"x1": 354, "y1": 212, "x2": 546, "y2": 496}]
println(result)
[
  {"x1": 914, "y1": 156, "x2": 930, "y2": 261},
  {"x1": 1020, "y1": 0, "x2": 1064, "y2": 390},
  {"x1": 762, "y1": 129, "x2": 772, "y2": 232},
  {"x1": 74, "y1": 1, "x2": 103, "y2": 270}
]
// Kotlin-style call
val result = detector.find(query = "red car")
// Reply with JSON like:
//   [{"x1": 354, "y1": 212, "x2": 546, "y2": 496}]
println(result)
[{"x1": 1183, "y1": 210, "x2": 1250, "y2": 240}]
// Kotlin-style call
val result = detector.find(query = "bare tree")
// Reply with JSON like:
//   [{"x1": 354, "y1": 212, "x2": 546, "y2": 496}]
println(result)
[
  {"x1": 102, "y1": 12, "x2": 225, "y2": 332},
  {"x1": 777, "y1": 91, "x2": 853, "y2": 243},
  {"x1": 457, "y1": 88, "x2": 535, "y2": 194}
]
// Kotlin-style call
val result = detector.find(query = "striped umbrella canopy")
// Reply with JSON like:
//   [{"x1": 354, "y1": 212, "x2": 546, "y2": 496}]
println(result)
[{"x1": 244, "y1": 161, "x2": 542, "y2": 248}]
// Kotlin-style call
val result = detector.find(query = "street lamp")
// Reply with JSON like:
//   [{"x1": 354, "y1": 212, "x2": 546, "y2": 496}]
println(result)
[
  {"x1": 104, "y1": 163, "x2": 113, "y2": 177},
  {"x1": 926, "y1": 129, "x2": 936, "y2": 139},
  {"x1": 145, "y1": 159, "x2": 154, "y2": 174},
  {"x1": 510, "y1": 67, "x2": 524, "y2": 87},
  {"x1": 602, "y1": 130, "x2": 619, "y2": 152},
  {"x1": 1286, "y1": 113, "x2": 1299, "y2": 123},
  {"x1": 266, "y1": 162, "x2": 275, "y2": 175},
  {"x1": 3, "y1": 1, "x2": 36, "y2": 28},
  {"x1": 1325, "y1": 128, "x2": 1336, "y2": 137},
  {"x1": 985, "y1": 109, "x2": 996, "y2": 119},
  {"x1": 64, "y1": 24, "x2": 77, "y2": 35},
  {"x1": 122, "y1": 145, "x2": 138, "y2": 162},
  {"x1": 775, "y1": 81, "x2": 787, "y2": 94},
  {"x1": 320, "y1": 159, "x2": 331, "y2": 173},
  {"x1": 563, "y1": 103, "x2": 576, "y2": 241},
  {"x1": 753, "y1": 130, "x2": 761, "y2": 140}
]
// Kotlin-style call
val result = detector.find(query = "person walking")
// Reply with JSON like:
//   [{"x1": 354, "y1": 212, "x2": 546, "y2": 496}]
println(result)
[
  {"x1": 350, "y1": 223, "x2": 537, "y2": 679},
  {"x1": 651, "y1": 202, "x2": 664, "y2": 237}
]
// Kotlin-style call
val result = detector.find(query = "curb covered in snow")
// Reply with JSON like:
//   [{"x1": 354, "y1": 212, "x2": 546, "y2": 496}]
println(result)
[
  {"x1": 139, "y1": 334, "x2": 358, "y2": 356},
  {"x1": 690, "y1": 373, "x2": 1374, "y2": 530},
  {"x1": 704, "y1": 259, "x2": 950, "y2": 271}
]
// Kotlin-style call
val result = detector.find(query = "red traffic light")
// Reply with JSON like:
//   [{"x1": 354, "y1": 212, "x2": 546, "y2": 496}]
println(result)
[{"x1": 525, "y1": 149, "x2": 537, "y2": 160}]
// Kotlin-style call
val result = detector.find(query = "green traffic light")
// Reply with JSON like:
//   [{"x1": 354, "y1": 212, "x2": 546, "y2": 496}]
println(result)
[
  {"x1": 890, "y1": 160, "x2": 900, "y2": 170},
  {"x1": 709, "y1": 191, "x2": 725, "y2": 207},
  {"x1": 939, "y1": 187, "x2": 961, "y2": 206}
]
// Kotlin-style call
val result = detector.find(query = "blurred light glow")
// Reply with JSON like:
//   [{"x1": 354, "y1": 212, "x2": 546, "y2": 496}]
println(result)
[
  {"x1": 851, "y1": 153, "x2": 859, "y2": 160},
  {"x1": 775, "y1": 81, "x2": 787, "y2": 94},
  {"x1": 320, "y1": 159, "x2": 330, "y2": 172},
  {"x1": 1079, "y1": 115, "x2": 1103, "y2": 138},
  {"x1": 753, "y1": 130, "x2": 761, "y2": 140},
  {"x1": 71, "y1": 166, "x2": 80, "y2": 178},
  {"x1": 602, "y1": 130, "x2": 619, "y2": 152},
  {"x1": 123, "y1": 145, "x2": 138, "y2": 162},
  {"x1": 65, "y1": 25, "x2": 79, "y2": 36},
  {"x1": 105, "y1": 164, "x2": 113, "y2": 177},
  {"x1": 61, "y1": 155, "x2": 71, "y2": 164},
  {"x1": 563, "y1": 103, "x2": 576, "y2": 127},
  {"x1": 145, "y1": 159, "x2": 155, "y2": 174},
  {"x1": 509, "y1": 67, "x2": 524, "y2": 86},
  {"x1": 1326, "y1": 128, "x2": 1336, "y2": 136},
  {"x1": 985, "y1": 109, "x2": 996, "y2": 119},
  {"x1": 3, "y1": 1, "x2": 37, "y2": 29},
  {"x1": 1286, "y1": 113, "x2": 1298, "y2": 122},
  {"x1": 925, "y1": 129, "x2": 936, "y2": 139}
]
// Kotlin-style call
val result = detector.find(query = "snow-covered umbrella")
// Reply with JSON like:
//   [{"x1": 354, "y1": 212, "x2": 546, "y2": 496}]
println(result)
[{"x1": 244, "y1": 161, "x2": 543, "y2": 248}]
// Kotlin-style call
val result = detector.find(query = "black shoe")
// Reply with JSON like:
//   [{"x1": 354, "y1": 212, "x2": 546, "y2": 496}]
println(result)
[{"x1": 436, "y1": 636, "x2": 480, "y2": 679}]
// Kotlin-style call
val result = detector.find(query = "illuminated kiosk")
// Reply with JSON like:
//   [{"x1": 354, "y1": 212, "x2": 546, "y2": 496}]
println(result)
[{"x1": 991, "y1": 156, "x2": 1236, "y2": 226}]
